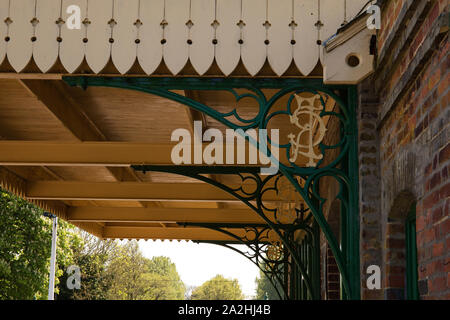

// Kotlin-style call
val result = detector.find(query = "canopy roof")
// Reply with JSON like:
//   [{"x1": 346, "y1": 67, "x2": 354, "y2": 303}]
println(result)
[
  {"x1": 0, "y1": 77, "x2": 338, "y2": 240},
  {"x1": 0, "y1": 0, "x2": 371, "y2": 241}
]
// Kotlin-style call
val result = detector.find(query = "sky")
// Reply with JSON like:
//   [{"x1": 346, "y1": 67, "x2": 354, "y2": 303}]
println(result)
[{"x1": 137, "y1": 240, "x2": 260, "y2": 299}]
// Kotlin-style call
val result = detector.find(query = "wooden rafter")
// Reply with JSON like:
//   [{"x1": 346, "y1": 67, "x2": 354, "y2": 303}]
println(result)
[
  {"x1": 18, "y1": 80, "x2": 140, "y2": 181},
  {"x1": 0, "y1": 141, "x2": 260, "y2": 166},
  {"x1": 0, "y1": 80, "x2": 341, "y2": 242},
  {"x1": 67, "y1": 207, "x2": 265, "y2": 224},
  {"x1": 19, "y1": 80, "x2": 107, "y2": 141},
  {"x1": 25, "y1": 181, "x2": 279, "y2": 202},
  {"x1": 18, "y1": 79, "x2": 147, "y2": 206},
  {"x1": 102, "y1": 226, "x2": 245, "y2": 241}
]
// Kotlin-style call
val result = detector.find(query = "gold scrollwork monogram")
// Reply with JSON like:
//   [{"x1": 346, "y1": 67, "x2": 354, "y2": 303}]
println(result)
[
  {"x1": 288, "y1": 94, "x2": 327, "y2": 167},
  {"x1": 266, "y1": 242, "x2": 283, "y2": 262}
]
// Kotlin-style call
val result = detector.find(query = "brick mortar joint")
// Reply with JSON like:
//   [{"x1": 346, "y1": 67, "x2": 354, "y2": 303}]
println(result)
[
  {"x1": 377, "y1": 0, "x2": 415, "y2": 63},
  {"x1": 377, "y1": 16, "x2": 447, "y2": 129},
  {"x1": 376, "y1": 0, "x2": 434, "y2": 85}
]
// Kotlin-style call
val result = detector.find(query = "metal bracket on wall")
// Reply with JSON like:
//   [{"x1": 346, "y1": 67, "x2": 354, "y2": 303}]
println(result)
[{"x1": 64, "y1": 76, "x2": 360, "y2": 300}]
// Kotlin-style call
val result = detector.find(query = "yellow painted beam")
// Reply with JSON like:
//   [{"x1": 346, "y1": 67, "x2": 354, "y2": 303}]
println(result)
[
  {"x1": 102, "y1": 226, "x2": 245, "y2": 241},
  {"x1": 71, "y1": 221, "x2": 104, "y2": 238},
  {"x1": 26, "y1": 181, "x2": 277, "y2": 202},
  {"x1": 67, "y1": 206, "x2": 266, "y2": 224},
  {"x1": 0, "y1": 141, "x2": 260, "y2": 166},
  {"x1": 17, "y1": 80, "x2": 149, "y2": 205}
]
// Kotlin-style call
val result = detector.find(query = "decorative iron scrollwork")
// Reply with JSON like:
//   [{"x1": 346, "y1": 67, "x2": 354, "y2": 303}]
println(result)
[{"x1": 64, "y1": 77, "x2": 360, "y2": 300}]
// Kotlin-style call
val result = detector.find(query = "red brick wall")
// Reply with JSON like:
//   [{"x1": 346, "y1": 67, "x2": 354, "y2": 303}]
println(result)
[
  {"x1": 384, "y1": 217, "x2": 409, "y2": 299},
  {"x1": 376, "y1": 0, "x2": 449, "y2": 299}
]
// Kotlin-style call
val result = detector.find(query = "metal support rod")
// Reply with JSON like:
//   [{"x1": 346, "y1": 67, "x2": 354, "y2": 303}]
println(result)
[
  {"x1": 302, "y1": 243, "x2": 307, "y2": 299},
  {"x1": 299, "y1": 242, "x2": 303, "y2": 299},
  {"x1": 297, "y1": 242, "x2": 300, "y2": 299},
  {"x1": 307, "y1": 240, "x2": 312, "y2": 300},
  {"x1": 289, "y1": 252, "x2": 295, "y2": 299},
  {"x1": 47, "y1": 215, "x2": 58, "y2": 300},
  {"x1": 340, "y1": 199, "x2": 348, "y2": 300},
  {"x1": 300, "y1": 242, "x2": 304, "y2": 300},
  {"x1": 283, "y1": 246, "x2": 290, "y2": 299},
  {"x1": 312, "y1": 221, "x2": 321, "y2": 298}
]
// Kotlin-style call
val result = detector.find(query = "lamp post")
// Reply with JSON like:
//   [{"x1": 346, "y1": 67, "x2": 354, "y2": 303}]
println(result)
[{"x1": 44, "y1": 212, "x2": 58, "y2": 300}]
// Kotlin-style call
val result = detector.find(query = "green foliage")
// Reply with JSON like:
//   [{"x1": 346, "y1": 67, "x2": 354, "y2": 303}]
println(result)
[
  {"x1": 106, "y1": 241, "x2": 185, "y2": 300},
  {"x1": 54, "y1": 219, "x2": 82, "y2": 296},
  {"x1": 0, "y1": 189, "x2": 185, "y2": 301},
  {"x1": 255, "y1": 269, "x2": 281, "y2": 300},
  {"x1": 58, "y1": 237, "x2": 185, "y2": 300},
  {"x1": 0, "y1": 189, "x2": 79, "y2": 300},
  {"x1": 57, "y1": 231, "x2": 116, "y2": 300},
  {"x1": 144, "y1": 256, "x2": 185, "y2": 300},
  {"x1": 191, "y1": 275, "x2": 244, "y2": 300},
  {"x1": 106, "y1": 241, "x2": 147, "y2": 300}
]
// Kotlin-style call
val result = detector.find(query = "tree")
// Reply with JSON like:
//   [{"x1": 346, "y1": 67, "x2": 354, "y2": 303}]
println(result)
[
  {"x1": 106, "y1": 241, "x2": 185, "y2": 300},
  {"x1": 0, "y1": 188, "x2": 186, "y2": 301},
  {"x1": 143, "y1": 256, "x2": 185, "y2": 300},
  {"x1": 0, "y1": 189, "x2": 80, "y2": 299},
  {"x1": 106, "y1": 241, "x2": 148, "y2": 300},
  {"x1": 139, "y1": 271, "x2": 184, "y2": 300},
  {"x1": 57, "y1": 231, "x2": 117, "y2": 300},
  {"x1": 191, "y1": 275, "x2": 244, "y2": 300},
  {"x1": 255, "y1": 270, "x2": 282, "y2": 300},
  {"x1": 52, "y1": 217, "x2": 83, "y2": 298}
]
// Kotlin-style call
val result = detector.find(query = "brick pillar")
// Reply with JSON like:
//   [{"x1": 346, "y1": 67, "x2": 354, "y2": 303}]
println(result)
[{"x1": 358, "y1": 77, "x2": 383, "y2": 299}]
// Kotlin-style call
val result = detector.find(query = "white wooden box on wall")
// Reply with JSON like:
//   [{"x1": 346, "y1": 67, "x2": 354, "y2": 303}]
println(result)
[
  {"x1": 0, "y1": 0, "x2": 374, "y2": 83},
  {"x1": 322, "y1": 16, "x2": 376, "y2": 84}
]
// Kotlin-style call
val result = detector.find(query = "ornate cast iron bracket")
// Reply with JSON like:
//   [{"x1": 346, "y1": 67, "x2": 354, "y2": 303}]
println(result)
[
  {"x1": 63, "y1": 76, "x2": 360, "y2": 300},
  {"x1": 189, "y1": 219, "x2": 318, "y2": 300},
  {"x1": 131, "y1": 165, "x2": 320, "y2": 300}
]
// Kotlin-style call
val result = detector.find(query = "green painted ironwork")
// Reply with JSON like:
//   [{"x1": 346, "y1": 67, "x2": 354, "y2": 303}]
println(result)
[
  {"x1": 197, "y1": 240, "x2": 285, "y2": 300},
  {"x1": 191, "y1": 218, "x2": 319, "y2": 301},
  {"x1": 132, "y1": 165, "x2": 318, "y2": 299},
  {"x1": 406, "y1": 204, "x2": 419, "y2": 300},
  {"x1": 190, "y1": 223, "x2": 296, "y2": 301},
  {"x1": 63, "y1": 76, "x2": 360, "y2": 300}
]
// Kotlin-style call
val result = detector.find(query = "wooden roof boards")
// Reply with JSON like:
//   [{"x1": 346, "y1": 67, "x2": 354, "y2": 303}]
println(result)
[{"x1": 0, "y1": 76, "x2": 338, "y2": 241}]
